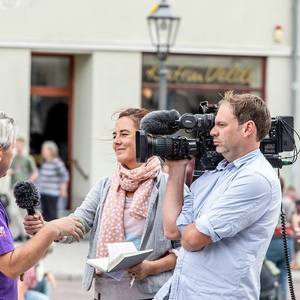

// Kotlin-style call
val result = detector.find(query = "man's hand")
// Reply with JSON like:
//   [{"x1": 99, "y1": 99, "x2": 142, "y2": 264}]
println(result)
[
  {"x1": 181, "y1": 224, "x2": 211, "y2": 252},
  {"x1": 162, "y1": 159, "x2": 189, "y2": 240},
  {"x1": 23, "y1": 212, "x2": 45, "y2": 235},
  {"x1": 127, "y1": 260, "x2": 154, "y2": 280},
  {"x1": 165, "y1": 159, "x2": 189, "y2": 175},
  {"x1": 45, "y1": 217, "x2": 85, "y2": 242}
]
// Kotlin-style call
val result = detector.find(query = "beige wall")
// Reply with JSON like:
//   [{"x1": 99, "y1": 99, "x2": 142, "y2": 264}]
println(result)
[
  {"x1": 0, "y1": 0, "x2": 291, "y2": 53},
  {"x1": 72, "y1": 54, "x2": 93, "y2": 209},
  {"x1": 265, "y1": 56, "x2": 298, "y2": 186},
  {"x1": 89, "y1": 51, "x2": 141, "y2": 186},
  {"x1": 266, "y1": 56, "x2": 291, "y2": 116},
  {"x1": 0, "y1": 49, "x2": 31, "y2": 139}
]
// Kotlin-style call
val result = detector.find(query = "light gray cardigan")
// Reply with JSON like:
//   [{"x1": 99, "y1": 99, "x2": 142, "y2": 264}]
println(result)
[{"x1": 70, "y1": 172, "x2": 174, "y2": 294}]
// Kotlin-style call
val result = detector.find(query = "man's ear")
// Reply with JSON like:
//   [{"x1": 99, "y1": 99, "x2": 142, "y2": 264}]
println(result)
[
  {"x1": 243, "y1": 121, "x2": 255, "y2": 137},
  {"x1": 0, "y1": 148, "x2": 3, "y2": 162}
]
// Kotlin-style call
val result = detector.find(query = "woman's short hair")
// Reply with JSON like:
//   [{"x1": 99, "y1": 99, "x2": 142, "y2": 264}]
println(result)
[
  {"x1": 0, "y1": 112, "x2": 16, "y2": 150},
  {"x1": 117, "y1": 108, "x2": 149, "y2": 128},
  {"x1": 42, "y1": 141, "x2": 59, "y2": 158}
]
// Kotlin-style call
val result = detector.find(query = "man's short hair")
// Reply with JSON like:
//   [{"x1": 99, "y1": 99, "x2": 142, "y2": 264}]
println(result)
[
  {"x1": 0, "y1": 112, "x2": 16, "y2": 149},
  {"x1": 219, "y1": 91, "x2": 271, "y2": 141}
]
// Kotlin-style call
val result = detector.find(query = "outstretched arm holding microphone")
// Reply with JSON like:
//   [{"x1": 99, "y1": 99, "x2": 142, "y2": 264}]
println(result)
[{"x1": 0, "y1": 215, "x2": 84, "y2": 278}]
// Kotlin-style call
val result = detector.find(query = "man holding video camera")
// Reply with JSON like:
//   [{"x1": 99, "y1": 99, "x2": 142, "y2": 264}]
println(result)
[{"x1": 155, "y1": 91, "x2": 281, "y2": 300}]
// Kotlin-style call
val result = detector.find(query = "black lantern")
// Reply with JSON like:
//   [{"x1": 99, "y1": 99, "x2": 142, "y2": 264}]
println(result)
[
  {"x1": 147, "y1": 0, "x2": 180, "y2": 61},
  {"x1": 147, "y1": 0, "x2": 180, "y2": 110}
]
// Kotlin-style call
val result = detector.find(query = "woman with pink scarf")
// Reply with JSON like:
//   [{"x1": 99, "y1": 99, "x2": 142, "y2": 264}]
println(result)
[{"x1": 25, "y1": 108, "x2": 177, "y2": 300}]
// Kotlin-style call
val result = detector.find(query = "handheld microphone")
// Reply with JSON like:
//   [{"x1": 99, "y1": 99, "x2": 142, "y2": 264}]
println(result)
[
  {"x1": 140, "y1": 109, "x2": 180, "y2": 135},
  {"x1": 13, "y1": 181, "x2": 40, "y2": 216}
]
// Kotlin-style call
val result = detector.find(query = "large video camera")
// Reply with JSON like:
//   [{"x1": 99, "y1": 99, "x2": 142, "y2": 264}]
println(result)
[{"x1": 136, "y1": 102, "x2": 295, "y2": 170}]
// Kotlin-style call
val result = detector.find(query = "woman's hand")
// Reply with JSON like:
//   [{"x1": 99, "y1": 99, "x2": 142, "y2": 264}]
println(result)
[
  {"x1": 23, "y1": 211, "x2": 45, "y2": 235},
  {"x1": 128, "y1": 253, "x2": 177, "y2": 281},
  {"x1": 127, "y1": 260, "x2": 154, "y2": 280}
]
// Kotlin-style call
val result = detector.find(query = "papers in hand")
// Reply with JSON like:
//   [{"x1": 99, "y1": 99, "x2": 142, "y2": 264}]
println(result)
[{"x1": 87, "y1": 242, "x2": 153, "y2": 273}]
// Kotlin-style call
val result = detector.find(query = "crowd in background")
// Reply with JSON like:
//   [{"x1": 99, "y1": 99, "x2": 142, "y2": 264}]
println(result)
[{"x1": 263, "y1": 177, "x2": 300, "y2": 299}]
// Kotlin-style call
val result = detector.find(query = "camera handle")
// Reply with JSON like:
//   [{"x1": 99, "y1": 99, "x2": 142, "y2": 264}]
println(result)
[{"x1": 278, "y1": 169, "x2": 296, "y2": 300}]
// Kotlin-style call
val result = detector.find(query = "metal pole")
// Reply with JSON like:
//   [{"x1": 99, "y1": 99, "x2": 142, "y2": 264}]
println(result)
[
  {"x1": 158, "y1": 59, "x2": 168, "y2": 110},
  {"x1": 291, "y1": 0, "x2": 299, "y2": 187}
]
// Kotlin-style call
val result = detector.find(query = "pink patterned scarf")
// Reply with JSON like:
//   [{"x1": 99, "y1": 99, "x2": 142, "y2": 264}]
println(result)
[{"x1": 96, "y1": 156, "x2": 161, "y2": 257}]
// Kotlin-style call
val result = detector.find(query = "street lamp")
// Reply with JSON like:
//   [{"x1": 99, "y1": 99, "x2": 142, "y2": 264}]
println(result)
[{"x1": 147, "y1": 0, "x2": 180, "y2": 110}]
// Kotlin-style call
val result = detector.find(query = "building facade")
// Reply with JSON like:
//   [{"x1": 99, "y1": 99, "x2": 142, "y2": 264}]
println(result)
[{"x1": 0, "y1": 0, "x2": 298, "y2": 208}]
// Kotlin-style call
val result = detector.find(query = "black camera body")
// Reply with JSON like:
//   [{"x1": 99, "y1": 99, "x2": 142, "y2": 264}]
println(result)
[
  {"x1": 136, "y1": 102, "x2": 295, "y2": 170},
  {"x1": 260, "y1": 116, "x2": 294, "y2": 154}
]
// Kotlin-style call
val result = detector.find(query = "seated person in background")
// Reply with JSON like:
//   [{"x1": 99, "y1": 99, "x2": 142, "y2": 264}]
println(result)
[{"x1": 18, "y1": 245, "x2": 55, "y2": 300}]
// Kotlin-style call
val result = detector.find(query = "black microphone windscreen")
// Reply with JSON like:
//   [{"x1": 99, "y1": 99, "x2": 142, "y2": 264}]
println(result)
[
  {"x1": 13, "y1": 181, "x2": 40, "y2": 213},
  {"x1": 140, "y1": 109, "x2": 180, "y2": 135}
]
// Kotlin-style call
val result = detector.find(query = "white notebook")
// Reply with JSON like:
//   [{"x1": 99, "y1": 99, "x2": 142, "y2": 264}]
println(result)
[{"x1": 87, "y1": 242, "x2": 153, "y2": 273}]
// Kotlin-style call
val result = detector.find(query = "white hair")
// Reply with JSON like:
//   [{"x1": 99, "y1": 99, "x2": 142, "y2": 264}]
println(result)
[
  {"x1": 0, "y1": 112, "x2": 16, "y2": 149},
  {"x1": 42, "y1": 140, "x2": 58, "y2": 158}
]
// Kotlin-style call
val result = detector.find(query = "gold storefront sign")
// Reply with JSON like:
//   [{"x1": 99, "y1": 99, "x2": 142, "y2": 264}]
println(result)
[{"x1": 143, "y1": 65, "x2": 254, "y2": 86}]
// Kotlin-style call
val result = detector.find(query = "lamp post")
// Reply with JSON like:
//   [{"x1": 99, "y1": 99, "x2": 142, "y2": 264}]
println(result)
[{"x1": 147, "y1": 0, "x2": 180, "y2": 110}]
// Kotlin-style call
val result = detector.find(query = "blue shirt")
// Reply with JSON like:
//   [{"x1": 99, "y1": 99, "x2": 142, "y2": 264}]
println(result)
[
  {"x1": 155, "y1": 149, "x2": 281, "y2": 300},
  {"x1": 37, "y1": 158, "x2": 69, "y2": 197}
]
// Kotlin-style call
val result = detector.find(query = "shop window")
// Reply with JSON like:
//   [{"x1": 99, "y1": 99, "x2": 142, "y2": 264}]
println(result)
[
  {"x1": 142, "y1": 54, "x2": 265, "y2": 114},
  {"x1": 31, "y1": 56, "x2": 70, "y2": 87}
]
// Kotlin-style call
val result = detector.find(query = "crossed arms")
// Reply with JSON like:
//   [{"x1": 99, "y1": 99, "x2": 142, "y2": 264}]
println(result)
[{"x1": 162, "y1": 160, "x2": 212, "y2": 252}]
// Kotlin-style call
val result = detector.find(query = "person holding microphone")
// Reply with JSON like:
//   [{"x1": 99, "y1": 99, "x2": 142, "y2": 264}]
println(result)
[{"x1": 0, "y1": 112, "x2": 85, "y2": 300}]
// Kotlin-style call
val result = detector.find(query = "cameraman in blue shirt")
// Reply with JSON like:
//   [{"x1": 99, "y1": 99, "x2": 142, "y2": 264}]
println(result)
[{"x1": 155, "y1": 91, "x2": 281, "y2": 300}]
